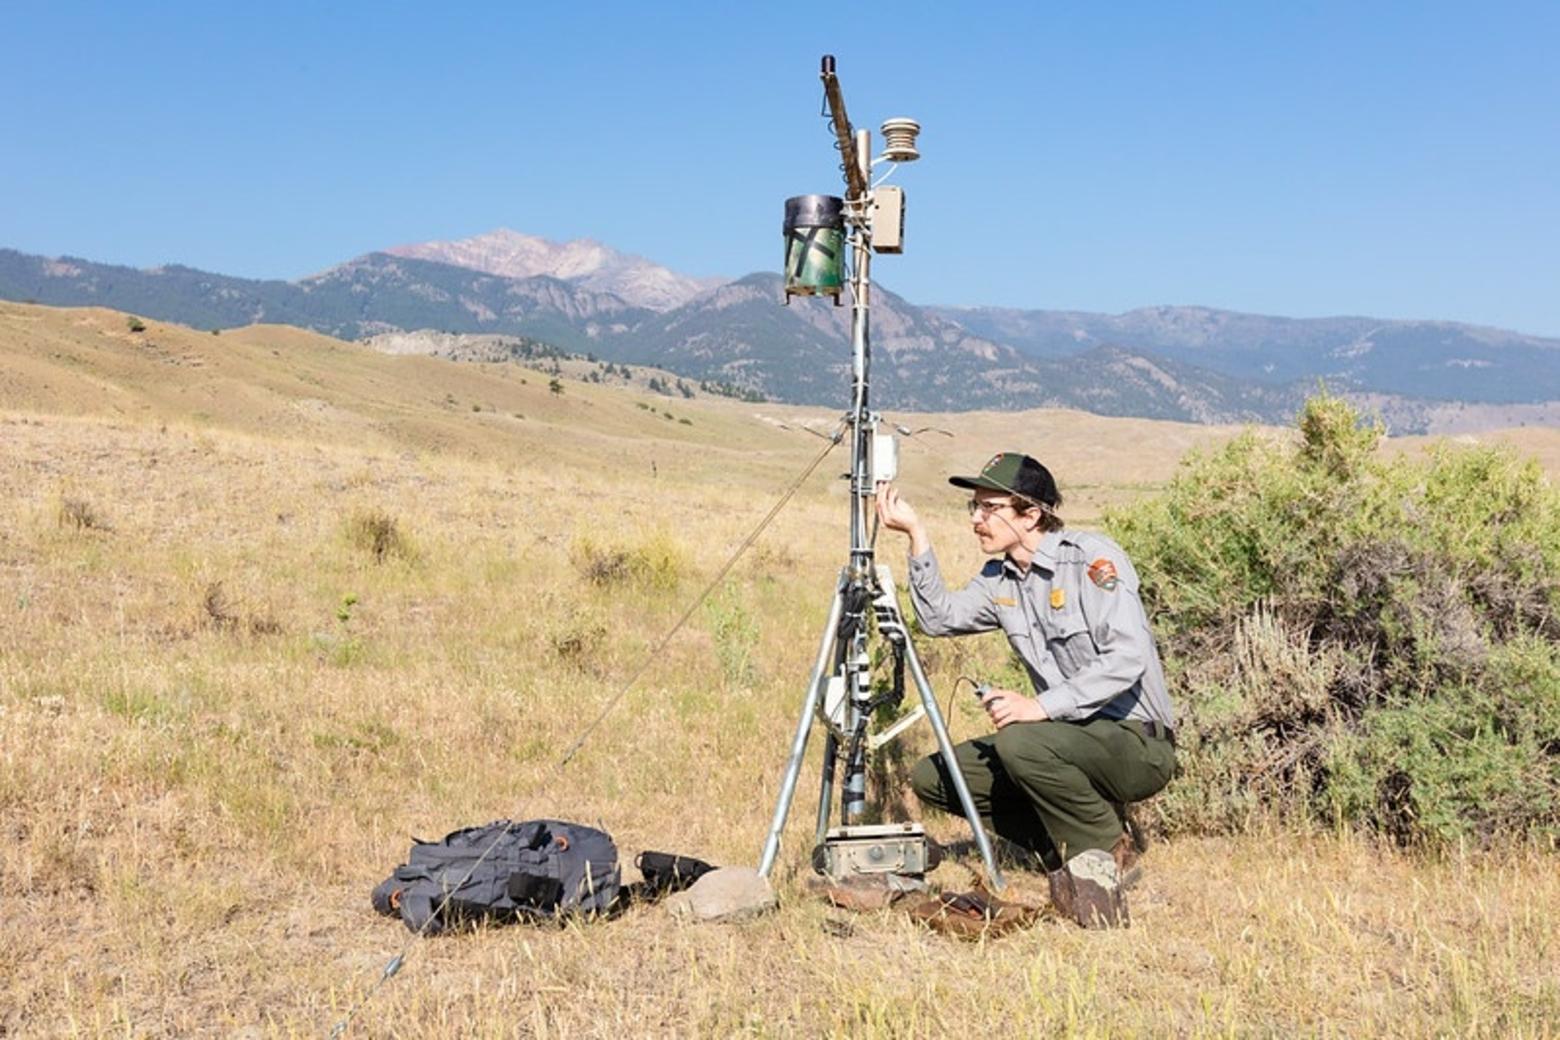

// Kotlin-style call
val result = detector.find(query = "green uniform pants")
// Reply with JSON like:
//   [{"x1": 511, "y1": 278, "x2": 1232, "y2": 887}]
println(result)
[{"x1": 910, "y1": 718, "x2": 1176, "y2": 868}]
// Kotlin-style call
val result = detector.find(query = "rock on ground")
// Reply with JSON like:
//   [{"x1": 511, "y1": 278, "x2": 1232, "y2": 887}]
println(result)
[{"x1": 664, "y1": 867, "x2": 777, "y2": 923}]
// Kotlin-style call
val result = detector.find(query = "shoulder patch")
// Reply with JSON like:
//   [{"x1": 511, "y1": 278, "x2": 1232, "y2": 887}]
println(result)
[{"x1": 1087, "y1": 557, "x2": 1119, "y2": 591}]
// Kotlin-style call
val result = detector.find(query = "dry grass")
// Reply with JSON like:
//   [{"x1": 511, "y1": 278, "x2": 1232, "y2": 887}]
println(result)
[
  {"x1": 1, "y1": 303, "x2": 1558, "y2": 1037},
  {"x1": 55, "y1": 494, "x2": 110, "y2": 531}
]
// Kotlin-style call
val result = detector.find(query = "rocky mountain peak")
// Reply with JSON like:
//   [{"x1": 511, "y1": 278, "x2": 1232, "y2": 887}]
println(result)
[{"x1": 384, "y1": 228, "x2": 725, "y2": 312}]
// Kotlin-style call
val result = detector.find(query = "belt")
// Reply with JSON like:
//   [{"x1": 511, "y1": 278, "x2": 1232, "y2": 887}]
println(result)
[{"x1": 1126, "y1": 719, "x2": 1176, "y2": 746}]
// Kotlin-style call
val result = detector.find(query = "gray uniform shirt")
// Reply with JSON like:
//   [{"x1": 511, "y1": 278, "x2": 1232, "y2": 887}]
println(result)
[{"x1": 907, "y1": 529, "x2": 1174, "y2": 727}]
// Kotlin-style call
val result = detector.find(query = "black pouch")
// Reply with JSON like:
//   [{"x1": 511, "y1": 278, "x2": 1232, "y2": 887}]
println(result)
[
  {"x1": 508, "y1": 872, "x2": 565, "y2": 909},
  {"x1": 635, "y1": 850, "x2": 716, "y2": 896}
]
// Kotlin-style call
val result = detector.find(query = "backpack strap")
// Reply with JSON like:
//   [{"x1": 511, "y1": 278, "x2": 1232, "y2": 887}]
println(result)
[
  {"x1": 398, "y1": 888, "x2": 444, "y2": 935},
  {"x1": 371, "y1": 876, "x2": 403, "y2": 918},
  {"x1": 502, "y1": 825, "x2": 574, "y2": 913}
]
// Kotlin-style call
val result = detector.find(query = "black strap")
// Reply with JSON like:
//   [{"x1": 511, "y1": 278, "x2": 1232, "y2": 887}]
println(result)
[
  {"x1": 1130, "y1": 719, "x2": 1176, "y2": 746},
  {"x1": 788, "y1": 226, "x2": 838, "y2": 278}
]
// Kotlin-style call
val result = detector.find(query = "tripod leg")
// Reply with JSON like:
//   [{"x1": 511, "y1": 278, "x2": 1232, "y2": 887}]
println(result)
[
  {"x1": 898, "y1": 611, "x2": 1008, "y2": 890},
  {"x1": 758, "y1": 577, "x2": 846, "y2": 878},
  {"x1": 814, "y1": 733, "x2": 837, "y2": 846},
  {"x1": 865, "y1": 565, "x2": 1006, "y2": 887}
]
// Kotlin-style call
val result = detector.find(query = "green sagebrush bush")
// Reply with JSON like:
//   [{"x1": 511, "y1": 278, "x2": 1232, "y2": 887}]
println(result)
[{"x1": 1108, "y1": 392, "x2": 1560, "y2": 847}]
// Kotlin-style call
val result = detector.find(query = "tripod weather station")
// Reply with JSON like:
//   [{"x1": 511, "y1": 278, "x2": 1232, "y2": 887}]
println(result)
[{"x1": 759, "y1": 56, "x2": 1005, "y2": 889}]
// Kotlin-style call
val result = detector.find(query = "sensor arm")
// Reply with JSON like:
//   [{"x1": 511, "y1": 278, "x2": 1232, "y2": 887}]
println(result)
[{"x1": 820, "y1": 55, "x2": 868, "y2": 201}]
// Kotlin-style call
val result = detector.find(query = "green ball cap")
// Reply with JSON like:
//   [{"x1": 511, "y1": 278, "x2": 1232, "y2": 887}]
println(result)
[{"x1": 949, "y1": 452, "x2": 1060, "y2": 508}]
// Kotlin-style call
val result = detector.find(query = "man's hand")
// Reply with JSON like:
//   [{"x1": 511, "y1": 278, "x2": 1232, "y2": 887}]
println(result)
[
  {"x1": 875, "y1": 483, "x2": 930, "y2": 555},
  {"x1": 979, "y1": 688, "x2": 1047, "y2": 729}
]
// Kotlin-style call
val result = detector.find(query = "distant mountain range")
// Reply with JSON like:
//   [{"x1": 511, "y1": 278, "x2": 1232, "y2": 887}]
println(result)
[
  {"x1": 932, "y1": 305, "x2": 1560, "y2": 406},
  {"x1": 3, "y1": 231, "x2": 1557, "y2": 432}
]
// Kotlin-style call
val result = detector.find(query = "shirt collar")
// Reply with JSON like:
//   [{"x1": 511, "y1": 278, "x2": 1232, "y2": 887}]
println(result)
[{"x1": 1002, "y1": 530, "x2": 1064, "y2": 579}]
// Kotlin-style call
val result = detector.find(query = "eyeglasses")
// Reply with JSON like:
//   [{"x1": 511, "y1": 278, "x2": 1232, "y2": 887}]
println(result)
[{"x1": 967, "y1": 498, "x2": 1018, "y2": 518}]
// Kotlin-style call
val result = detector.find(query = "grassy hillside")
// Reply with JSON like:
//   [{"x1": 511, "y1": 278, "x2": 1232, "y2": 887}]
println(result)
[
  {"x1": 0, "y1": 300, "x2": 1281, "y2": 522},
  {"x1": 3, "y1": 302, "x2": 1557, "y2": 1036}
]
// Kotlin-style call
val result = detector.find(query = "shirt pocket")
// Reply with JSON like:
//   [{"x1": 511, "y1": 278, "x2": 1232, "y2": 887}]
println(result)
[
  {"x1": 1041, "y1": 610, "x2": 1095, "y2": 672},
  {"x1": 995, "y1": 605, "x2": 1035, "y2": 646}
]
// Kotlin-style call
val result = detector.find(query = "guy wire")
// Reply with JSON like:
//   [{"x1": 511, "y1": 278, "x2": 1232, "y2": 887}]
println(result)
[
  {"x1": 558, "y1": 418, "x2": 846, "y2": 765},
  {"x1": 328, "y1": 419, "x2": 845, "y2": 1038}
]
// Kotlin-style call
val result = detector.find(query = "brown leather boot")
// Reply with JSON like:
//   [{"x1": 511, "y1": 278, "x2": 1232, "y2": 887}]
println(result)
[{"x1": 1047, "y1": 849, "x2": 1128, "y2": 929}]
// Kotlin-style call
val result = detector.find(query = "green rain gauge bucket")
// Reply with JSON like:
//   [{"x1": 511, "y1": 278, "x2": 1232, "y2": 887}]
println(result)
[{"x1": 783, "y1": 194, "x2": 845, "y2": 302}]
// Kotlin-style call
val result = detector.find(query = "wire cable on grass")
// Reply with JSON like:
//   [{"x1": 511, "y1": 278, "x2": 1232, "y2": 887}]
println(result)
[
  {"x1": 328, "y1": 421, "x2": 845, "y2": 1038},
  {"x1": 945, "y1": 675, "x2": 984, "y2": 743}
]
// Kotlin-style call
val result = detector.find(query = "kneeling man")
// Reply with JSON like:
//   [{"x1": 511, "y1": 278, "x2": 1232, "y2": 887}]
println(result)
[{"x1": 875, "y1": 452, "x2": 1176, "y2": 928}]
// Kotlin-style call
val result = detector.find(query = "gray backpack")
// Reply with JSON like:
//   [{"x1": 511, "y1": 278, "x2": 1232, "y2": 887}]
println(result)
[{"x1": 372, "y1": 819, "x2": 621, "y2": 934}]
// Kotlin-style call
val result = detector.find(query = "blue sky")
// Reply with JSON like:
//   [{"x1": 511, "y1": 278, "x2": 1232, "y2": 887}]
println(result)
[{"x1": 3, "y1": 2, "x2": 1557, "y2": 334}]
